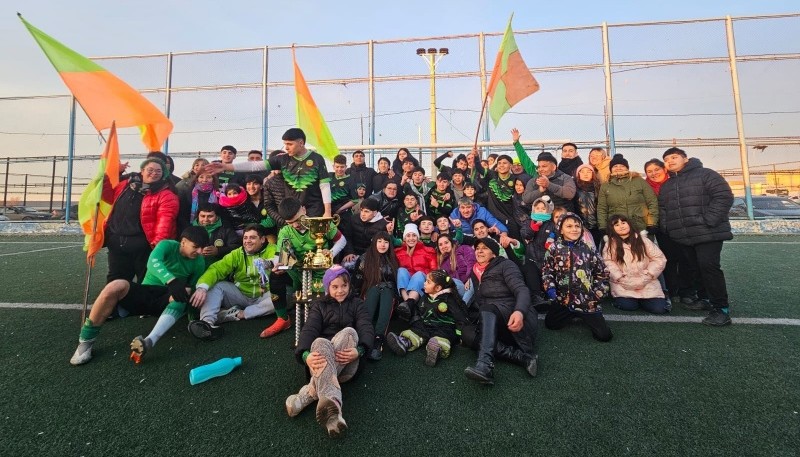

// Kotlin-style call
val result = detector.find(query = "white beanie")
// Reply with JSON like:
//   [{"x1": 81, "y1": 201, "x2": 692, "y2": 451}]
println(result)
[{"x1": 403, "y1": 223, "x2": 419, "y2": 238}]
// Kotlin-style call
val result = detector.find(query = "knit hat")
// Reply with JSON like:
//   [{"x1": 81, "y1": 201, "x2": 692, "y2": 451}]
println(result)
[
  {"x1": 532, "y1": 195, "x2": 554, "y2": 214},
  {"x1": 322, "y1": 265, "x2": 350, "y2": 292},
  {"x1": 575, "y1": 163, "x2": 595, "y2": 179},
  {"x1": 139, "y1": 157, "x2": 168, "y2": 180},
  {"x1": 609, "y1": 154, "x2": 629, "y2": 170},
  {"x1": 475, "y1": 236, "x2": 500, "y2": 257},
  {"x1": 282, "y1": 128, "x2": 306, "y2": 142},
  {"x1": 537, "y1": 152, "x2": 558, "y2": 165},
  {"x1": 403, "y1": 223, "x2": 419, "y2": 238}
]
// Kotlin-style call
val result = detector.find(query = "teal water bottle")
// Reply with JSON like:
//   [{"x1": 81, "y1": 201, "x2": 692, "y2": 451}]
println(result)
[{"x1": 189, "y1": 357, "x2": 242, "y2": 385}]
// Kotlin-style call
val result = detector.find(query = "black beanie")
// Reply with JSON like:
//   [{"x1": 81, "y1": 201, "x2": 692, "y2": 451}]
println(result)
[
  {"x1": 537, "y1": 152, "x2": 558, "y2": 165},
  {"x1": 475, "y1": 236, "x2": 501, "y2": 257},
  {"x1": 609, "y1": 154, "x2": 629, "y2": 170},
  {"x1": 282, "y1": 128, "x2": 306, "y2": 142}
]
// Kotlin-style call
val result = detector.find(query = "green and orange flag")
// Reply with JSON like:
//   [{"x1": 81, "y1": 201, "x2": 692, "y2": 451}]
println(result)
[
  {"x1": 19, "y1": 14, "x2": 172, "y2": 151},
  {"x1": 487, "y1": 14, "x2": 540, "y2": 127},
  {"x1": 293, "y1": 49, "x2": 339, "y2": 160},
  {"x1": 78, "y1": 122, "x2": 120, "y2": 266}
]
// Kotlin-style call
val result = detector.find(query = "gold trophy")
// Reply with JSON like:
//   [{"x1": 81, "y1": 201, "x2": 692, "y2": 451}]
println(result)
[{"x1": 299, "y1": 215, "x2": 341, "y2": 269}]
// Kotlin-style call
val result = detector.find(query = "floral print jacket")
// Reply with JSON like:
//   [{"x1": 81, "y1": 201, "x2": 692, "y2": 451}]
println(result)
[{"x1": 542, "y1": 236, "x2": 609, "y2": 313}]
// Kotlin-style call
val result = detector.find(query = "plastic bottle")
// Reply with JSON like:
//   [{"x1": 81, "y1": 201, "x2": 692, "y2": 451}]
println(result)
[{"x1": 189, "y1": 357, "x2": 242, "y2": 385}]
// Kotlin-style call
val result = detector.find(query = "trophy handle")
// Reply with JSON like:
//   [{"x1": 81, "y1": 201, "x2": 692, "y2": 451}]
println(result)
[
  {"x1": 298, "y1": 214, "x2": 310, "y2": 231},
  {"x1": 331, "y1": 214, "x2": 341, "y2": 227}
]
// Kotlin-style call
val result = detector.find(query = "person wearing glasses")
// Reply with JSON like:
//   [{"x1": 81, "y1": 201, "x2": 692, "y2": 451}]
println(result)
[{"x1": 104, "y1": 157, "x2": 179, "y2": 283}]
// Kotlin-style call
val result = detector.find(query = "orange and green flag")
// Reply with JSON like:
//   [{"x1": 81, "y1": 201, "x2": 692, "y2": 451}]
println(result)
[
  {"x1": 487, "y1": 14, "x2": 540, "y2": 127},
  {"x1": 79, "y1": 122, "x2": 120, "y2": 266},
  {"x1": 293, "y1": 49, "x2": 339, "y2": 160},
  {"x1": 19, "y1": 14, "x2": 172, "y2": 151}
]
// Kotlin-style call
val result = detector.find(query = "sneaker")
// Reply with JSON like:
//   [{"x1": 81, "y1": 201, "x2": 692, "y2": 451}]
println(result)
[
  {"x1": 70, "y1": 340, "x2": 94, "y2": 366},
  {"x1": 385, "y1": 332, "x2": 410, "y2": 356},
  {"x1": 188, "y1": 320, "x2": 225, "y2": 341},
  {"x1": 316, "y1": 396, "x2": 347, "y2": 438},
  {"x1": 286, "y1": 385, "x2": 316, "y2": 417},
  {"x1": 367, "y1": 335, "x2": 383, "y2": 361},
  {"x1": 682, "y1": 296, "x2": 711, "y2": 311},
  {"x1": 702, "y1": 308, "x2": 732, "y2": 327},
  {"x1": 217, "y1": 307, "x2": 242, "y2": 324},
  {"x1": 260, "y1": 317, "x2": 291, "y2": 338},
  {"x1": 129, "y1": 335, "x2": 151, "y2": 364},
  {"x1": 424, "y1": 339, "x2": 441, "y2": 367}
]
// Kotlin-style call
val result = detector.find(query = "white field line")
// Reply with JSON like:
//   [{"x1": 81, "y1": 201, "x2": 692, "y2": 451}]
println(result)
[
  {"x1": 0, "y1": 302, "x2": 798, "y2": 326},
  {"x1": 0, "y1": 245, "x2": 82, "y2": 257},
  {"x1": 0, "y1": 241, "x2": 82, "y2": 244},
  {"x1": 727, "y1": 241, "x2": 800, "y2": 244}
]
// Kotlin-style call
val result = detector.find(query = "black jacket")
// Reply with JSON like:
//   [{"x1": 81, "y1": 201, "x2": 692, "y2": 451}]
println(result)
[
  {"x1": 520, "y1": 219, "x2": 557, "y2": 268},
  {"x1": 347, "y1": 212, "x2": 389, "y2": 256},
  {"x1": 295, "y1": 295, "x2": 375, "y2": 364},
  {"x1": 263, "y1": 173, "x2": 287, "y2": 228},
  {"x1": 469, "y1": 257, "x2": 531, "y2": 321},
  {"x1": 346, "y1": 163, "x2": 377, "y2": 197},
  {"x1": 368, "y1": 192, "x2": 401, "y2": 222},
  {"x1": 658, "y1": 158, "x2": 734, "y2": 246}
]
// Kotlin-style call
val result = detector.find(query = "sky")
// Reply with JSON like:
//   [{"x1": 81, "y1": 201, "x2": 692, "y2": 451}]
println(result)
[{"x1": 1, "y1": 0, "x2": 798, "y2": 201}]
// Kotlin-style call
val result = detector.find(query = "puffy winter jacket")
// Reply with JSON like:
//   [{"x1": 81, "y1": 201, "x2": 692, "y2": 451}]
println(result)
[
  {"x1": 195, "y1": 243, "x2": 278, "y2": 298},
  {"x1": 395, "y1": 244, "x2": 437, "y2": 275},
  {"x1": 449, "y1": 202, "x2": 508, "y2": 236},
  {"x1": 542, "y1": 236, "x2": 609, "y2": 313},
  {"x1": 657, "y1": 158, "x2": 734, "y2": 246},
  {"x1": 597, "y1": 172, "x2": 658, "y2": 232},
  {"x1": 347, "y1": 211, "x2": 389, "y2": 255},
  {"x1": 469, "y1": 256, "x2": 531, "y2": 322},
  {"x1": 295, "y1": 295, "x2": 375, "y2": 364},
  {"x1": 111, "y1": 179, "x2": 178, "y2": 248},
  {"x1": 602, "y1": 233, "x2": 666, "y2": 299},
  {"x1": 439, "y1": 244, "x2": 476, "y2": 283}
]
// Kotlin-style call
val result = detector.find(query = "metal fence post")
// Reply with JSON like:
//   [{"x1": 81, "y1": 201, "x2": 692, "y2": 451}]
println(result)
[
  {"x1": 64, "y1": 97, "x2": 76, "y2": 222},
  {"x1": 163, "y1": 52, "x2": 174, "y2": 154},
  {"x1": 262, "y1": 46, "x2": 269, "y2": 154},
  {"x1": 2, "y1": 158, "x2": 8, "y2": 209},
  {"x1": 368, "y1": 40, "x2": 376, "y2": 167},
  {"x1": 601, "y1": 22, "x2": 617, "y2": 156},
  {"x1": 23, "y1": 174, "x2": 28, "y2": 206},
  {"x1": 726, "y1": 16, "x2": 754, "y2": 220},
  {"x1": 49, "y1": 156, "x2": 57, "y2": 212}
]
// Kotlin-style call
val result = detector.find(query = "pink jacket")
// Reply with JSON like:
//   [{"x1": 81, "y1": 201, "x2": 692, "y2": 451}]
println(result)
[{"x1": 602, "y1": 233, "x2": 666, "y2": 299}]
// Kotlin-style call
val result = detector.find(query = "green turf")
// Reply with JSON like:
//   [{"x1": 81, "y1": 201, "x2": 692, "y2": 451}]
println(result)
[{"x1": 0, "y1": 309, "x2": 798, "y2": 456}]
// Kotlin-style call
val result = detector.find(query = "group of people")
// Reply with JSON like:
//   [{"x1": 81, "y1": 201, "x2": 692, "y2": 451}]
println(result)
[{"x1": 68, "y1": 126, "x2": 735, "y2": 438}]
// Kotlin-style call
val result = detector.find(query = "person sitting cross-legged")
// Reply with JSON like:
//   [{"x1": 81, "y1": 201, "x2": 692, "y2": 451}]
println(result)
[
  {"x1": 70, "y1": 226, "x2": 209, "y2": 366},
  {"x1": 187, "y1": 224, "x2": 279, "y2": 340}
]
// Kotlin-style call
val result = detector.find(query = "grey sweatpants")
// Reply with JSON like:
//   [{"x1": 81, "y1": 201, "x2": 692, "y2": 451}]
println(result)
[
  {"x1": 299, "y1": 327, "x2": 360, "y2": 406},
  {"x1": 200, "y1": 281, "x2": 275, "y2": 323}
]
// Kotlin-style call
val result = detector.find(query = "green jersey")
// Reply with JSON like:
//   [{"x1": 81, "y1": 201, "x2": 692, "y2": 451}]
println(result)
[{"x1": 142, "y1": 240, "x2": 206, "y2": 288}]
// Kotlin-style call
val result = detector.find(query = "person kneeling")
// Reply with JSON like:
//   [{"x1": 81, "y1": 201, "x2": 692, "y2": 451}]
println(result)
[
  {"x1": 385, "y1": 270, "x2": 468, "y2": 367},
  {"x1": 285, "y1": 266, "x2": 374, "y2": 438}
]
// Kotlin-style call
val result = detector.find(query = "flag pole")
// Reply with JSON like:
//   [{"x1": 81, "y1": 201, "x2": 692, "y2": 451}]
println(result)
[
  {"x1": 473, "y1": 91, "x2": 491, "y2": 152},
  {"x1": 80, "y1": 201, "x2": 100, "y2": 325}
]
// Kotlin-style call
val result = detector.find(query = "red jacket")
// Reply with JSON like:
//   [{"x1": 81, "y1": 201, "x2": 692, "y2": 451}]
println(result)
[
  {"x1": 110, "y1": 179, "x2": 179, "y2": 247},
  {"x1": 395, "y1": 244, "x2": 437, "y2": 275}
]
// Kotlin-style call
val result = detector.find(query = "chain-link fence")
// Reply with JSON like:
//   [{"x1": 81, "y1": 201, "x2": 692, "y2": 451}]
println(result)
[{"x1": 2, "y1": 13, "x2": 799, "y2": 217}]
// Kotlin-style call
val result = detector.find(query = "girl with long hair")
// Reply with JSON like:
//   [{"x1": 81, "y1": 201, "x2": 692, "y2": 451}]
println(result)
[{"x1": 436, "y1": 234, "x2": 475, "y2": 299}]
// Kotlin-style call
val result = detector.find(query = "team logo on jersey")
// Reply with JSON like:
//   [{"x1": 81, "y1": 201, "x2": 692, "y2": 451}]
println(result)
[
  {"x1": 261, "y1": 209, "x2": 267, "y2": 216},
  {"x1": 507, "y1": 181, "x2": 514, "y2": 187},
  {"x1": 306, "y1": 160, "x2": 314, "y2": 167},
  {"x1": 339, "y1": 181, "x2": 345, "y2": 187},
  {"x1": 214, "y1": 239, "x2": 224, "y2": 247}
]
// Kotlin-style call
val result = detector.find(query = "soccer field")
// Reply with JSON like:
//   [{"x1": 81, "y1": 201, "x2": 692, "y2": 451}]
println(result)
[{"x1": 0, "y1": 235, "x2": 798, "y2": 456}]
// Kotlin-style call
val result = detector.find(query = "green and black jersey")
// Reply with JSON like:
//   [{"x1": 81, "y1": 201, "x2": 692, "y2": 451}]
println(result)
[
  {"x1": 268, "y1": 151, "x2": 330, "y2": 217},
  {"x1": 329, "y1": 172, "x2": 353, "y2": 213}
]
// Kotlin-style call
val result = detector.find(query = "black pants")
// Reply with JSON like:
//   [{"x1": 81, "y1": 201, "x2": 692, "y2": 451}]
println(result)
[
  {"x1": 545, "y1": 305, "x2": 612, "y2": 342},
  {"x1": 679, "y1": 241, "x2": 728, "y2": 309},
  {"x1": 106, "y1": 233, "x2": 151, "y2": 284},
  {"x1": 655, "y1": 232, "x2": 682, "y2": 297},
  {"x1": 479, "y1": 303, "x2": 537, "y2": 354}
]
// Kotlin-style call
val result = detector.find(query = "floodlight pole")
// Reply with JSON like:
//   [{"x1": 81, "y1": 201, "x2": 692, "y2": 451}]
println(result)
[{"x1": 416, "y1": 47, "x2": 449, "y2": 160}]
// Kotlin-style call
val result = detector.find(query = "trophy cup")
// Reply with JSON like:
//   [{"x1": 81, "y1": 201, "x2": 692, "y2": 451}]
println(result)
[{"x1": 298, "y1": 215, "x2": 341, "y2": 269}]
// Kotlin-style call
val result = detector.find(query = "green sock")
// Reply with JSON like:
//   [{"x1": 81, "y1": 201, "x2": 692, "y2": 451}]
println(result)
[
  {"x1": 275, "y1": 306, "x2": 288, "y2": 320},
  {"x1": 79, "y1": 318, "x2": 100, "y2": 342}
]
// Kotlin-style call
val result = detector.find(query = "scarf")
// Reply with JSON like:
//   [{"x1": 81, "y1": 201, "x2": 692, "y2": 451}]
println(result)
[
  {"x1": 532, "y1": 213, "x2": 552, "y2": 222},
  {"x1": 191, "y1": 182, "x2": 218, "y2": 222},
  {"x1": 472, "y1": 262, "x2": 488, "y2": 283},
  {"x1": 193, "y1": 218, "x2": 222, "y2": 238}
]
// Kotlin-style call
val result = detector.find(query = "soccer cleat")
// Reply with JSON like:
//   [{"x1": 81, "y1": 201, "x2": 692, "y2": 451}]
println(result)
[
  {"x1": 702, "y1": 308, "x2": 732, "y2": 327},
  {"x1": 259, "y1": 317, "x2": 291, "y2": 338},
  {"x1": 286, "y1": 385, "x2": 316, "y2": 417},
  {"x1": 188, "y1": 320, "x2": 225, "y2": 341},
  {"x1": 129, "y1": 335, "x2": 151, "y2": 364},
  {"x1": 216, "y1": 307, "x2": 242, "y2": 324},
  {"x1": 316, "y1": 396, "x2": 347, "y2": 438},
  {"x1": 424, "y1": 338, "x2": 441, "y2": 367},
  {"x1": 385, "y1": 332, "x2": 410, "y2": 356},
  {"x1": 69, "y1": 340, "x2": 94, "y2": 366}
]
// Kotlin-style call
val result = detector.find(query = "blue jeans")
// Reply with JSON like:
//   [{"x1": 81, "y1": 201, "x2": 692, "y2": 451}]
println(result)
[
  {"x1": 613, "y1": 297, "x2": 670, "y2": 314},
  {"x1": 397, "y1": 268, "x2": 426, "y2": 295}
]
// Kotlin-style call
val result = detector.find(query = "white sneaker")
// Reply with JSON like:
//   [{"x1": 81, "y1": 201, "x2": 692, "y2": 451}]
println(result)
[
  {"x1": 217, "y1": 307, "x2": 242, "y2": 324},
  {"x1": 286, "y1": 385, "x2": 316, "y2": 417},
  {"x1": 70, "y1": 340, "x2": 94, "y2": 366}
]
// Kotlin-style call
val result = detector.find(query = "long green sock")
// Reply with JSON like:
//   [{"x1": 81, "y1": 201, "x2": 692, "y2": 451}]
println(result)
[
  {"x1": 145, "y1": 301, "x2": 185, "y2": 346},
  {"x1": 79, "y1": 318, "x2": 100, "y2": 342}
]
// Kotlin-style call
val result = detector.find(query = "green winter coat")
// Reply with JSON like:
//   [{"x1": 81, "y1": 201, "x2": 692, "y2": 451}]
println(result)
[
  {"x1": 196, "y1": 243, "x2": 278, "y2": 298},
  {"x1": 597, "y1": 172, "x2": 658, "y2": 232}
]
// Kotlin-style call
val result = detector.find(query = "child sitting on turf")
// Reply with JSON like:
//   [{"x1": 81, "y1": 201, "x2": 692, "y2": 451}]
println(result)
[
  {"x1": 602, "y1": 214, "x2": 669, "y2": 314},
  {"x1": 385, "y1": 270, "x2": 468, "y2": 367},
  {"x1": 542, "y1": 212, "x2": 612, "y2": 342},
  {"x1": 286, "y1": 265, "x2": 374, "y2": 438}
]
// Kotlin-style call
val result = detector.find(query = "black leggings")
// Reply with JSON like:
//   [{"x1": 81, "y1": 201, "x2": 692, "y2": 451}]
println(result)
[{"x1": 545, "y1": 305, "x2": 612, "y2": 342}]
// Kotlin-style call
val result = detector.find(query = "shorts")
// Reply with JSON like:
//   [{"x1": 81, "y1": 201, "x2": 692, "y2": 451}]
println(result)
[{"x1": 116, "y1": 282, "x2": 170, "y2": 317}]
